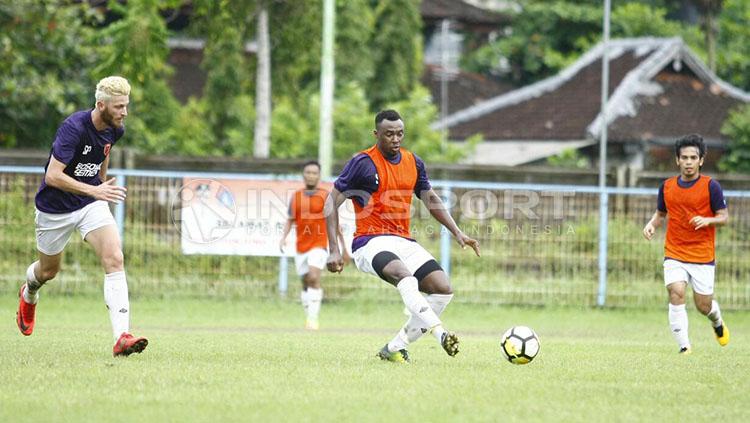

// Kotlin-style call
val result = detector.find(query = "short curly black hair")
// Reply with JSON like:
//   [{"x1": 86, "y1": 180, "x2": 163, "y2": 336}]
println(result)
[
  {"x1": 375, "y1": 109, "x2": 402, "y2": 127},
  {"x1": 675, "y1": 134, "x2": 706, "y2": 158}
]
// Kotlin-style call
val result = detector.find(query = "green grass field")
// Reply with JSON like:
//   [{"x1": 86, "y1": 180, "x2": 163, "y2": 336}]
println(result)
[{"x1": 1, "y1": 295, "x2": 748, "y2": 422}]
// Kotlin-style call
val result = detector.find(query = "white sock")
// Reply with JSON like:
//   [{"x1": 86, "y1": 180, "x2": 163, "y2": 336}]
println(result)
[
  {"x1": 104, "y1": 271, "x2": 130, "y2": 342},
  {"x1": 387, "y1": 329, "x2": 410, "y2": 353},
  {"x1": 23, "y1": 261, "x2": 41, "y2": 304},
  {"x1": 395, "y1": 277, "x2": 445, "y2": 343},
  {"x1": 668, "y1": 303, "x2": 690, "y2": 349},
  {"x1": 388, "y1": 293, "x2": 453, "y2": 352},
  {"x1": 300, "y1": 289, "x2": 310, "y2": 316},
  {"x1": 306, "y1": 288, "x2": 323, "y2": 321},
  {"x1": 707, "y1": 300, "x2": 723, "y2": 328}
]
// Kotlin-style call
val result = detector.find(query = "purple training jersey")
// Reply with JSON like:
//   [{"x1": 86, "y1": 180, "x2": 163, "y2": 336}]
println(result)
[
  {"x1": 35, "y1": 109, "x2": 124, "y2": 213},
  {"x1": 333, "y1": 150, "x2": 432, "y2": 252}
]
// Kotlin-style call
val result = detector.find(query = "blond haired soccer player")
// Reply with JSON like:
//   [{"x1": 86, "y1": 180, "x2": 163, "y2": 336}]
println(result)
[
  {"x1": 280, "y1": 160, "x2": 349, "y2": 330},
  {"x1": 16, "y1": 76, "x2": 148, "y2": 357},
  {"x1": 325, "y1": 110, "x2": 480, "y2": 362},
  {"x1": 643, "y1": 134, "x2": 729, "y2": 354}
]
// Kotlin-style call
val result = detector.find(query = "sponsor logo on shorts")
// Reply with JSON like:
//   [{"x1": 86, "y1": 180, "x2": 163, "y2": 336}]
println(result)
[{"x1": 74, "y1": 162, "x2": 101, "y2": 177}]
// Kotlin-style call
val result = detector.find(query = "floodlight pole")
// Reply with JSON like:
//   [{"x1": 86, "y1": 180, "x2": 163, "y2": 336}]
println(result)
[
  {"x1": 440, "y1": 19, "x2": 450, "y2": 154},
  {"x1": 318, "y1": 0, "x2": 335, "y2": 179},
  {"x1": 254, "y1": 5, "x2": 271, "y2": 159},
  {"x1": 597, "y1": 0, "x2": 611, "y2": 307}
]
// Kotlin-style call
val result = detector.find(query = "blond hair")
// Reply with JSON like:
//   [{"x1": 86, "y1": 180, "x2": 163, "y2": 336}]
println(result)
[{"x1": 95, "y1": 76, "x2": 131, "y2": 103}]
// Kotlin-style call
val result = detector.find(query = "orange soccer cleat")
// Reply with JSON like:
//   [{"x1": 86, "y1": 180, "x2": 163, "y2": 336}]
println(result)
[
  {"x1": 16, "y1": 284, "x2": 36, "y2": 336},
  {"x1": 113, "y1": 333, "x2": 149, "y2": 357}
]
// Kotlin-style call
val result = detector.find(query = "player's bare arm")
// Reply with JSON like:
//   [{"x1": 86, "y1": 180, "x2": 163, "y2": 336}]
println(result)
[
  {"x1": 279, "y1": 217, "x2": 293, "y2": 252},
  {"x1": 99, "y1": 153, "x2": 111, "y2": 182},
  {"x1": 690, "y1": 208, "x2": 728, "y2": 230},
  {"x1": 324, "y1": 187, "x2": 347, "y2": 273},
  {"x1": 419, "y1": 188, "x2": 480, "y2": 257},
  {"x1": 643, "y1": 210, "x2": 666, "y2": 240},
  {"x1": 45, "y1": 156, "x2": 127, "y2": 203},
  {"x1": 336, "y1": 224, "x2": 351, "y2": 264}
]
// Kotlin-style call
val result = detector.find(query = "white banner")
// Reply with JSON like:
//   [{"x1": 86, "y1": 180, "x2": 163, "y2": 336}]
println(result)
[{"x1": 176, "y1": 178, "x2": 354, "y2": 256}]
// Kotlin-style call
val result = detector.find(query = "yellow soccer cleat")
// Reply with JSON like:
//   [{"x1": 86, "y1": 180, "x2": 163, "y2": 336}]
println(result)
[
  {"x1": 305, "y1": 319, "x2": 319, "y2": 331},
  {"x1": 679, "y1": 347, "x2": 692, "y2": 355},
  {"x1": 713, "y1": 323, "x2": 729, "y2": 347},
  {"x1": 376, "y1": 344, "x2": 410, "y2": 363}
]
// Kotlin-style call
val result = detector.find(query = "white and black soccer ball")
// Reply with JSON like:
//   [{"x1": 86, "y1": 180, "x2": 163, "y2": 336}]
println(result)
[{"x1": 500, "y1": 326, "x2": 540, "y2": 365}]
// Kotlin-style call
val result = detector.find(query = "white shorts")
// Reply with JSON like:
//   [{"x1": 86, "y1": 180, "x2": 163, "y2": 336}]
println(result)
[
  {"x1": 35, "y1": 201, "x2": 117, "y2": 256},
  {"x1": 663, "y1": 259, "x2": 715, "y2": 295},
  {"x1": 295, "y1": 248, "x2": 328, "y2": 276},
  {"x1": 352, "y1": 235, "x2": 435, "y2": 279}
]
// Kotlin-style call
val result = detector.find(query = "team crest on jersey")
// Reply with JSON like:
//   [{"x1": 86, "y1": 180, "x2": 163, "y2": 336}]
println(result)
[
  {"x1": 82, "y1": 145, "x2": 92, "y2": 155},
  {"x1": 104, "y1": 144, "x2": 111, "y2": 156}
]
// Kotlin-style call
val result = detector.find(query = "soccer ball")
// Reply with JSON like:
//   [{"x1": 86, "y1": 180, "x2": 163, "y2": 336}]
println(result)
[{"x1": 500, "y1": 326, "x2": 540, "y2": 365}]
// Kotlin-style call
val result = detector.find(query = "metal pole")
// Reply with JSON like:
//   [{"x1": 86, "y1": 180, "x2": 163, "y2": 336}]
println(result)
[
  {"x1": 115, "y1": 174, "x2": 126, "y2": 248},
  {"x1": 278, "y1": 255, "x2": 288, "y2": 297},
  {"x1": 253, "y1": 5, "x2": 271, "y2": 158},
  {"x1": 440, "y1": 186, "x2": 452, "y2": 276},
  {"x1": 318, "y1": 0, "x2": 335, "y2": 179},
  {"x1": 597, "y1": 0, "x2": 611, "y2": 307},
  {"x1": 440, "y1": 19, "x2": 450, "y2": 154}
]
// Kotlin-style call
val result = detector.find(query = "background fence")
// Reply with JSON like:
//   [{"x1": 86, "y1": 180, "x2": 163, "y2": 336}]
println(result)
[{"x1": 1, "y1": 167, "x2": 749, "y2": 309}]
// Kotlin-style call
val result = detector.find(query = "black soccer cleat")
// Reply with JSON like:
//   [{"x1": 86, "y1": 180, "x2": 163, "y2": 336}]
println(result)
[{"x1": 441, "y1": 332, "x2": 459, "y2": 357}]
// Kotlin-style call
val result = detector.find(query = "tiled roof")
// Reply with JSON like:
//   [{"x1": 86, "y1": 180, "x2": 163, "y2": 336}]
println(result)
[
  {"x1": 421, "y1": 65, "x2": 515, "y2": 115},
  {"x1": 446, "y1": 52, "x2": 646, "y2": 140},
  {"x1": 420, "y1": 0, "x2": 510, "y2": 25},
  {"x1": 608, "y1": 70, "x2": 742, "y2": 143},
  {"x1": 437, "y1": 38, "x2": 750, "y2": 144}
]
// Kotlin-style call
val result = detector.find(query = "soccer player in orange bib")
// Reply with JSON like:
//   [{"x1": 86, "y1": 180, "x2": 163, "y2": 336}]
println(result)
[
  {"x1": 280, "y1": 161, "x2": 348, "y2": 330},
  {"x1": 325, "y1": 110, "x2": 480, "y2": 362},
  {"x1": 643, "y1": 134, "x2": 729, "y2": 354}
]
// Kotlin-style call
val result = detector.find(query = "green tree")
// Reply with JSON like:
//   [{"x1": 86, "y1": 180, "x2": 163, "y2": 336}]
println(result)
[
  {"x1": 270, "y1": 94, "x2": 317, "y2": 159},
  {"x1": 94, "y1": 0, "x2": 181, "y2": 153},
  {"x1": 336, "y1": 0, "x2": 375, "y2": 89},
  {"x1": 331, "y1": 83, "x2": 375, "y2": 159},
  {"x1": 611, "y1": 3, "x2": 703, "y2": 44},
  {"x1": 196, "y1": 0, "x2": 251, "y2": 154},
  {"x1": 463, "y1": 1, "x2": 704, "y2": 85},
  {"x1": 227, "y1": 95, "x2": 258, "y2": 157},
  {"x1": 368, "y1": 0, "x2": 423, "y2": 109},
  {"x1": 463, "y1": 1, "x2": 600, "y2": 85},
  {"x1": 268, "y1": 81, "x2": 477, "y2": 163},
  {"x1": 693, "y1": 0, "x2": 723, "y2": 71},
  {"x1": 0, "y1": 1, "x2": 98, "y2": 148},
  {"x1": 716, "y1": 0, "x2": 750, "y2": 91},
  {"x1": 719, "y1": 104, "x2": 750, "y2": 173},
  {"x1": 162, "y1": 98, "x2": 218, "y2": 156},
  {"x1": 386, "y1": 85, "x2": 479, "y2": 163},
  {"x1": 266, "y1": 0, "x2": 376, "y2": 97},
  {"x1": 270, "y1": 83, "x2": 371, "y2": 160},
  {"x1": 269, "y1": 0, "x2": 321, "y2": 101}
]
